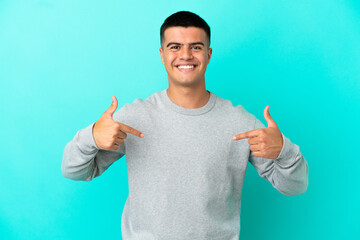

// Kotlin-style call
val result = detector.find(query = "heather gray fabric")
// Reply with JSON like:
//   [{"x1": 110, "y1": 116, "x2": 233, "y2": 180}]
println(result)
[{"x1": 62, "y1": 89, "x2": 308, "y2": 240}]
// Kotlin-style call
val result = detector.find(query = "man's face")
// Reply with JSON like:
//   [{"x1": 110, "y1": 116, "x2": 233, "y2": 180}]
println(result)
[{"x1": 159, "y1": 26, "x2": 212, "y2": 88}]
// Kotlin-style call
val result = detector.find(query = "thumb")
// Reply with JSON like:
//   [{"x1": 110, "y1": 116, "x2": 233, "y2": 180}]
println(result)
[
  {"x1": 105, "y1": 96, "x2": 118, "y2": 118},
  {"x1": 264, "y1": 105, "x2": 278, "y2": 128}
]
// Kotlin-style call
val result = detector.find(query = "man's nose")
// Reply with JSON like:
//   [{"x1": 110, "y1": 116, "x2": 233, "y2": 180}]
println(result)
[{"x1": 179, "y1": 47, "x2": 193, "y2": 60}]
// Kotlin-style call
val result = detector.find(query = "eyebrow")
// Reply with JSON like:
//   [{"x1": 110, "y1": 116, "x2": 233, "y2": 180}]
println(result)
[{"x1": 166, "y1": 42, "x2": 205, "y2": 48}]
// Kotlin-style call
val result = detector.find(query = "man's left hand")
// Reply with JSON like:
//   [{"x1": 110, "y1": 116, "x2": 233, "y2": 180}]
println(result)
[{"x1": 233, "y1": 106, "x2": 283, "y2": 159}]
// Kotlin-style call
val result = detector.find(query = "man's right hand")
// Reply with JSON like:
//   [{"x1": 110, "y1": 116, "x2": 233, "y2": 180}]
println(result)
[{"x1": 92, "y1": 96, "x2": 144, "y2": 150}]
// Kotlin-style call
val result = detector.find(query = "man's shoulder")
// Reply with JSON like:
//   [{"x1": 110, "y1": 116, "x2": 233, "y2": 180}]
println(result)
[
  {"x1": 214, "y1": 93, "x2": 257, "y2": 123},
  {"x1": 112, "y1": 91, "x2": 161, "y2": 122}
]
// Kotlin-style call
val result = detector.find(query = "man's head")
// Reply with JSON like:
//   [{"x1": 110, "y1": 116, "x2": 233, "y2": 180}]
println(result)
[{"x1": 159, "y1": 11, "x2": 212, "y2": 88}]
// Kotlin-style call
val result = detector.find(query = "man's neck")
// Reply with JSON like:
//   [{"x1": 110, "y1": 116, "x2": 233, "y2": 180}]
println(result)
[{"x1": 166, "y1": 85, "x2": 210, "y2": 109}]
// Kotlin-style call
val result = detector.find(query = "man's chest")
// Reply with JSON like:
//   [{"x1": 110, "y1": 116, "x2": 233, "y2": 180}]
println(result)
[{"x1": 124, "y1": 113, "x2": 251, "y2": 181}]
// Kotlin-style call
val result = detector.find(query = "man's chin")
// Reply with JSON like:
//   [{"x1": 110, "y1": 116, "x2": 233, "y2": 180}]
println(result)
[{"x1": 170, "y1": 78, "x2": 203, "y2": 88}]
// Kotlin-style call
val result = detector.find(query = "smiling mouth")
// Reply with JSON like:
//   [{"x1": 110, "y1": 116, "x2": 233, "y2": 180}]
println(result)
[{"x1": 176, "y1": 64, "x2": 197, "y2": 72}]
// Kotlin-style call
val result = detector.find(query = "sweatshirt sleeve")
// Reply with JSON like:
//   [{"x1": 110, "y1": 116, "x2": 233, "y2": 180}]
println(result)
[
  {"x1": 61, "y1": 121, "x2": 126, "y2": 181},
  {"x1": 248, "y1": 118, "x2": 309, "y2": 196}
]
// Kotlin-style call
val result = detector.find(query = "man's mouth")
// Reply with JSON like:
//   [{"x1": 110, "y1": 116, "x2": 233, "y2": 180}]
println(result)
[{"x1": 176, "y1": 64, "x2": 197, "y2": 72}]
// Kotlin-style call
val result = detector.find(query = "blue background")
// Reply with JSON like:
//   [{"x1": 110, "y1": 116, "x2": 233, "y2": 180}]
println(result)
[{"x1": 1, "y1": 0, "x2": 359, "y2": 239}]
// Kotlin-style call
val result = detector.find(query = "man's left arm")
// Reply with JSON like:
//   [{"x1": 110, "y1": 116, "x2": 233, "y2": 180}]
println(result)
[{"x1": 233, "y1": 106, "x2": 309, "y2": 196}]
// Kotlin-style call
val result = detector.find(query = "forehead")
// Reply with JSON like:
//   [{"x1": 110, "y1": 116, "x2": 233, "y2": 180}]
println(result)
[{"x1": 163, "y1": 26, "x2": 207, "y2": 43}]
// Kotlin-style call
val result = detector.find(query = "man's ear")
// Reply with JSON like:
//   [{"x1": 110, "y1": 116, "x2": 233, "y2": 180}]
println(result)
[
  {"x1": 159, "y1": 47, "x2": 165, "y2": 65},
  {"x1": 207, "y1": 48, "x2": 213, "y2": 64}
]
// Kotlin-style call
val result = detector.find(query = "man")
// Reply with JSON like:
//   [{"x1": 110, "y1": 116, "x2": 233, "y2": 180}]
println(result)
[{"x1": 62, "y1": 11, "x2": 308, "y2": 240}]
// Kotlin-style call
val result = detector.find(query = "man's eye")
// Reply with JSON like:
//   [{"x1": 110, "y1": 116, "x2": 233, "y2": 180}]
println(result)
[
  {"x1": 193, "y1": 46, "x2": 202, "y2": 50},
  {"x1": 171, "y1": 46, "x2": 180, "y2": 49}
]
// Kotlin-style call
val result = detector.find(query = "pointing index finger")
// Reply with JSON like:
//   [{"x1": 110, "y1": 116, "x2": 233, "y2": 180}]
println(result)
[
  {"x1": 233, "y1": 129, "x2": 259, "y2": 140},
  {"x1": 119, "y1": 123, "x2": 144, "y2": 138}
]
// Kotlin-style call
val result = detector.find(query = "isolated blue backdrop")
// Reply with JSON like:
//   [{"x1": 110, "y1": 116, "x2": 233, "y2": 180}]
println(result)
[{"x1": 0, "y1": 0, "x2": 359, "y2": 239}]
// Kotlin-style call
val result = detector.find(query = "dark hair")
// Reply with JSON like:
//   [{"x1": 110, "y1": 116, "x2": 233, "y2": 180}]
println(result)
[{"x1": 160, "y1": 11, "x2": 211, "y2": 48}]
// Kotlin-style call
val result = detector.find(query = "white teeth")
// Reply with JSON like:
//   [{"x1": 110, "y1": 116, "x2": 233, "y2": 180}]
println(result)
[{"x1": 177, "y1": 65, "x2": 195, "y2": 69}]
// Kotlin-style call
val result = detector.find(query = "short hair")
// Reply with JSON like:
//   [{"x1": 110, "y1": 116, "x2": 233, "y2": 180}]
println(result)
[{"x1": 160, "y1": 11, "x2": 211, "y2": 48}]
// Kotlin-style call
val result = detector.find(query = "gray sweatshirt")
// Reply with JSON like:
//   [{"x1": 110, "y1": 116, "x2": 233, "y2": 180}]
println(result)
[{"x1": 62, "y1": 89, "x2": 308, "y2": 240}]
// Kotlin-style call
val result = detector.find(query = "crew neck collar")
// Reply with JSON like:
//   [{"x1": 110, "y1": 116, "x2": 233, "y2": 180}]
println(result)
[{"x1": 160, "y1": 89, "x2": 216, "y2": 116}]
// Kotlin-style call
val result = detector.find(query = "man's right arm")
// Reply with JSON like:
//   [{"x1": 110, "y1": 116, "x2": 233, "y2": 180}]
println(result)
[
  {"x1": 61, "y1": 122, "x2": 126, "y2": 181},
  {"x1": 61, "y1": 96, "x2": 144, "y2": 181}
]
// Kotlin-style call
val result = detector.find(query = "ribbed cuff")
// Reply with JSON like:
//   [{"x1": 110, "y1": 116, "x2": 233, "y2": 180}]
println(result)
[
  {"x1": 78, "y1": 122, "x2": 100, "y2": 153},
  {"x1": 275, "y1": 133, "x2": 299, "y2": 168}
]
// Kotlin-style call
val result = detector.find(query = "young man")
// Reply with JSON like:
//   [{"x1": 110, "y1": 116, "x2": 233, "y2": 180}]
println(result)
[{"x1": 62, "y1": 11, "x2": 308, "y2": 240}]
